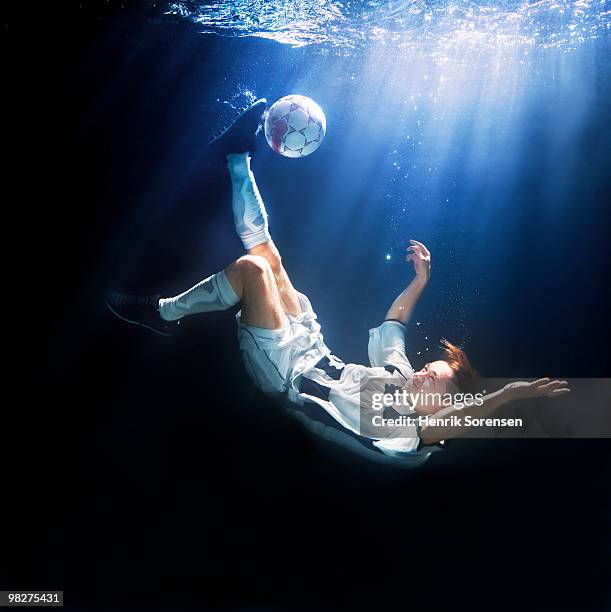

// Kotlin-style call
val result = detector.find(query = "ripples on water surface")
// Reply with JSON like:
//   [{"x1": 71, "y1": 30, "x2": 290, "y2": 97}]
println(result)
[{"x1": 168, "y1": 0, "x2": 609, "y2": 57}]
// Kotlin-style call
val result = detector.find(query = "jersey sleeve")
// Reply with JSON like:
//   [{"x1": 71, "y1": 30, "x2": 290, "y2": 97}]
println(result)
[{"x1": 368, "y1": 320, "x2": 414, "y2": 380}]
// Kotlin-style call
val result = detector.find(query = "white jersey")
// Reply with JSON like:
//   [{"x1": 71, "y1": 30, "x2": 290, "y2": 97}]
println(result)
[{"x1": 236, "y1": 291, "x2": 444, "y2": 467}]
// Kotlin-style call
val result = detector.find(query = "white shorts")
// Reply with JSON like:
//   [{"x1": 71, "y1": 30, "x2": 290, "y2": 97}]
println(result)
[
  {"x1": 236, "y1": 291, "x2": 331, "y2": 394},
  {"x1": 237, "y1": 290, "x2": 412, "y2": 392}
]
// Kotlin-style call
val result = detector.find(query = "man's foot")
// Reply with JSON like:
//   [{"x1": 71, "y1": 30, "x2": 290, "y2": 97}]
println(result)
[
  {"x1": 105, "y1": 293, "x2": 179, "y2": 336},
  {"x1": 210, "y1": 98, "x2": 267, "y2": 158}
]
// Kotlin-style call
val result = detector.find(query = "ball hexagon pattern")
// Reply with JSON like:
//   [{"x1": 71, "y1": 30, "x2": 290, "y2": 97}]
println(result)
[{"x1": 264, "y1": 95, "x2": 326, "y2": 158}]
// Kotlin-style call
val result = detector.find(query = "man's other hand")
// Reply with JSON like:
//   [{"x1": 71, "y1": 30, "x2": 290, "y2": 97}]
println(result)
[
  {"x1": 505, "y1": 378, "x2": 571, "y2": 400},
  {"x1": 406, "y1": 239, "x2": 431, "y2": 282}
]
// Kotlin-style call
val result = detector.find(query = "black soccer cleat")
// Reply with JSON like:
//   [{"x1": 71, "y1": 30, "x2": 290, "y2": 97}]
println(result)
[
  {"x1": 105, "y1": 292, "x2": 180, "y2": 336},
  {"x1": 210, "y1": 98, "x2": 267, "y2": 158}
]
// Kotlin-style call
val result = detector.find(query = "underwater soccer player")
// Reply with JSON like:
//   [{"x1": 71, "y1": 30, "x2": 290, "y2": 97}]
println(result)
[{"x1": 107, "y1": 99, "x2": 570, "y2": 467}]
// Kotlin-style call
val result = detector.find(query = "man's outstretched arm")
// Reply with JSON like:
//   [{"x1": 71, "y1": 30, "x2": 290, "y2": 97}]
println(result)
[
  {"x1": 385, "y1": 239, "x2": 431, "y2": 324},
  {"x1": 419, "y1": 378, "x2": 571, "y2": 445}
]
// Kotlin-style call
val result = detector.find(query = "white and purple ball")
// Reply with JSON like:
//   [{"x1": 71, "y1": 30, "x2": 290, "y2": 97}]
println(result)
[{"x1": 264, "y1": 95, "x2": 326, "y2": 158}]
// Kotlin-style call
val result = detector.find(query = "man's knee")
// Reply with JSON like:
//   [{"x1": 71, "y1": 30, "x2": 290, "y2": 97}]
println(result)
[
  {"x1": 235, "y1": 254, "x2": 273, "y2": 283},
  {"x1": 249, "y1": 242, "x2": 282, "y2": 273}
]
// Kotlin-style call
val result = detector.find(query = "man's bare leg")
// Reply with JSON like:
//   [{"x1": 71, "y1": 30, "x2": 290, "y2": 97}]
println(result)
[
  {"x1": 225, "y1": 254, "x2": 286, "y2": 328},
  {"x1": 247, "y1": 241, "x2": 301, "y2": 317},
  {"x1": 154, "y1": 253, "x2": 285, "y2": 330}
]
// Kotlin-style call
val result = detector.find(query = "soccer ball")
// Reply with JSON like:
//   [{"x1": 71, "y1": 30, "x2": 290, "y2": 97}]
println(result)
[{"x1": 264, "y1": 95, "x2": 326, "y2": 158}]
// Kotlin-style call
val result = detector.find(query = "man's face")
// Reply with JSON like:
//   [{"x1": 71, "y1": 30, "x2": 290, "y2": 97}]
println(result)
[{"x1": 412, "y1": 360, "x2": 456, "y2": 414}]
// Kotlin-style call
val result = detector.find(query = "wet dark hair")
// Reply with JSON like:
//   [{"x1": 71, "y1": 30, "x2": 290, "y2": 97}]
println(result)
[{"x1": 440, "y1": 338, "x2": 480, "y2": 393}]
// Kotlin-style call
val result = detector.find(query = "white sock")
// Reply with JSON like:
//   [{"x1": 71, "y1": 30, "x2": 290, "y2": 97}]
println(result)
[
  {"x1": 158, "y1": 269, "x2": 239, "y2": 321},
  {"x1": 227, "y1": 153, "x2": 271, "y2": 250}
]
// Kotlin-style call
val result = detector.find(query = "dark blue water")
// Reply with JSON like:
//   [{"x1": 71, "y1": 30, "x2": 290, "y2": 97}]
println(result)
[{"x1": 13, "y1": 1, "x2": 610, "y2": 608}]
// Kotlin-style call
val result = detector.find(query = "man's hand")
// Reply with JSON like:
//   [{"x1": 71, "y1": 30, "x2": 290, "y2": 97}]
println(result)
[
  {"x1": 384, "y1": 239, "x2": 430, "y2": 324},
  {"x1": 421, "y1": 378, "x2": 571, "y2": 445},
  {"x1": 504, "y1": 378, "x2": 570, "y2": 401},
  {"x1": 406, "y1": 239, "x2": 431, "y2": 282}
]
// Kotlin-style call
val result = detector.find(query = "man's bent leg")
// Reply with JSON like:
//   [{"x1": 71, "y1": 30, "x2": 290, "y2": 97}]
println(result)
[
  {"x1": 107, "y1": 256, "x2": 284, "y2": 335},
  {"x1": 226, "y1": 255, "x2": 286, "y2": 329},
  {"x1": 248, "y1": 241, "x2": 302, "y2": 317},
  {"x1": 159, "y1": 256, "x2": 285, "y2": 330}
]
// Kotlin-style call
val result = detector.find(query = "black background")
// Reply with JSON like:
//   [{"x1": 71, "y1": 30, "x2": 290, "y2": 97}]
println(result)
[{"x1": 4, "y1": 1, "x2": 610, "y2": 609}]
